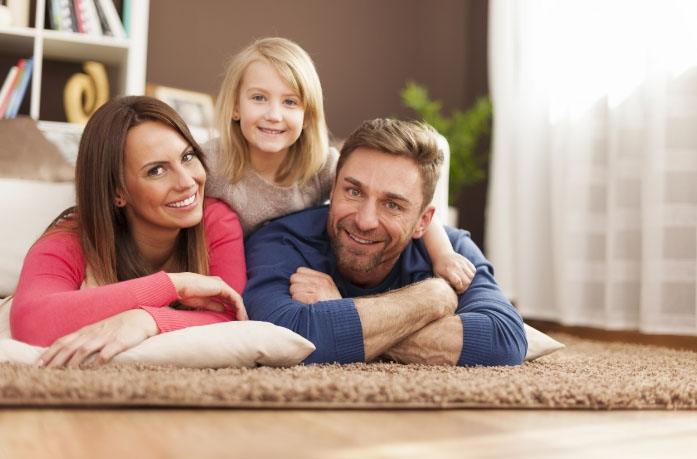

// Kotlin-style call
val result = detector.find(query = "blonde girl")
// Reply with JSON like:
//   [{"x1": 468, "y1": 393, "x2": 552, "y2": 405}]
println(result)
[{"x1": 206, "y1": 37, "x2": 474, "y2": 292}]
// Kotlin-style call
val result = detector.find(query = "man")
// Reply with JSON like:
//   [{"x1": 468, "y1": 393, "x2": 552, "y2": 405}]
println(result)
[{"x1": 243, "y1": 118, "x2": 527, "y2": 366}]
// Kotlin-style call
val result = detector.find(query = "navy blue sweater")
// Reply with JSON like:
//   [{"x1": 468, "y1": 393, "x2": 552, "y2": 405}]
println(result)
[{"x1": 243, "y1": 206, "x2": 527, "y2": 366}]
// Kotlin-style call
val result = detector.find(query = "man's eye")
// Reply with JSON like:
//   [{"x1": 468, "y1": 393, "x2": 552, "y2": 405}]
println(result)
[
  {"x1": 385, "y1": 201, "x2": 401, "y2": 211},
  {"x1": 348, "y1": 188, "x2": 361, "y2": 197},
  {"x1": 147, "y1": 166, "x2": 165, "y2": 177}
]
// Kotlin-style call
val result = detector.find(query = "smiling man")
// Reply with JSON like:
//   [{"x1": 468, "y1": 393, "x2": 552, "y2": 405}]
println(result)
[{"x1": 243, "y1": 118, "x2": 527, "y2": 366}]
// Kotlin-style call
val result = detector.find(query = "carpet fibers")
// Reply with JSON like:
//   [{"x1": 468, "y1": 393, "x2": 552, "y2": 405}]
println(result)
[{"x1": 1, "y1": 334, "x2": 695, "y2": 409}]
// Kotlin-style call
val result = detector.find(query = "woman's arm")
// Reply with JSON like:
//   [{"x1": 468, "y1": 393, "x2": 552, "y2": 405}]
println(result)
[
  {"x1": 11, "y1": 203, "x2": 246, "y2": 347},
  {"x1": 10, "y1": 231, "x2": 180, "y2": 346},
  {"x1": 203, "y1": 198, "x2": 246, "y2": 293}
]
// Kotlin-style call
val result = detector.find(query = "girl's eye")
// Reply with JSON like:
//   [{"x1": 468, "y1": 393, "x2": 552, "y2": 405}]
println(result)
[
  {"x1": 284, "y1": 98, "x2": 299, "y2": 106},
  {"x1": 252, "y1": 94, "x2": 266, "y2": 102},
  {"x1": 147, "y1": 165, "x2": 165, "y2": 177}
]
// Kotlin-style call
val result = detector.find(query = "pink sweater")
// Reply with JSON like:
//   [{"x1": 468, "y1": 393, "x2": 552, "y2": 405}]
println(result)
[{"x1": 11, "y1": 198, "x2": 246, "y2": 346}]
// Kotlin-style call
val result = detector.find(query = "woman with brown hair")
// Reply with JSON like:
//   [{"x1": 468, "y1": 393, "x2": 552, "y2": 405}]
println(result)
[{"x1": 10, "y1": 96, "x2": 247, "y2": 368}]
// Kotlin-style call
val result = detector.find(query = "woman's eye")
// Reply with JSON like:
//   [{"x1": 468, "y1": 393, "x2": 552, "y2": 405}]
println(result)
[
  {"x1": 182, "y1": 151, "x2": 195, "y2": 162},
  {"x1": 147, "y1": 165, "x2": 165, "y2": 177}
]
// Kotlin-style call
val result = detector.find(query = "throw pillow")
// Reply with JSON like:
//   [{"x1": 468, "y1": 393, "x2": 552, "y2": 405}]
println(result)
[
  {"x1": 0, "y1": 117, "x2": 74, "y2": 181},
  {"x1": 524, "y1": 323, "x2": 565, "y2": 360},
  {"x1": 0, "y1": 317, "x2": 315, "y2": 369}
]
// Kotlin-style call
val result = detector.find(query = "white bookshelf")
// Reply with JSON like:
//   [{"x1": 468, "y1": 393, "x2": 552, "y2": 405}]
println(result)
[{"x1": 0, "y1": 0, "x2": 149, "y2": 126}]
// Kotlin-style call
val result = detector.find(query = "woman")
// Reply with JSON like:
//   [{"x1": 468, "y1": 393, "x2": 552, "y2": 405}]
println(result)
[{"x1": 10, "y1": 96, "x2": 247, "y2": 368}]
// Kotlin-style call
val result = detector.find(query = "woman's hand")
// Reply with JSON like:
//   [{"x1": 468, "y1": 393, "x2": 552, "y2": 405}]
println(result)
[
  {"x1": 38, "y1": 309, "x2": 158, "y2": 368},
  {"x1": 167, "y1": 272, "x2": 248, "y2": 321},
  {"x1": 432, "y1": 251, "x2": 476, "y2": 294}
]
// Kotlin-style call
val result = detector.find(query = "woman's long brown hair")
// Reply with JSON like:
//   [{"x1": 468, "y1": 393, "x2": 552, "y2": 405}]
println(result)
[{"x1": 50, "y1": 96, "x2": 209, "y2": 285}]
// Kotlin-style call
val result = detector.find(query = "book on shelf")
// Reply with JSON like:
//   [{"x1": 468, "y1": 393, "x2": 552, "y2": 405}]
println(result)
[
  {"x1": 0, "y1": 58, "x2": 33, "y2": 119},
  {"x1": 5, "y1": 58, "x2": 33, "y2": 118},
  {"x1": 47, "y1": 0, "x2": 125, "y2": 38},
  {"x1": 0, "y1": 60, "x2": 25, "y2": 118},
  {"x1": 95, "y1": 0, "x2": 126, "y2": 39},
  {"x1": 49, "y1": 0, "x2": 78, "y2": 32},
  {"x1": 0, "y1": 66, "x2": 20, "y2": 118}
]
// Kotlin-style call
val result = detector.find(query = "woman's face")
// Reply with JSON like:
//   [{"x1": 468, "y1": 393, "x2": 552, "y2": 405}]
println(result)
[{"x1": 118, "y1": 121, "x2": 206, "y2": 241}]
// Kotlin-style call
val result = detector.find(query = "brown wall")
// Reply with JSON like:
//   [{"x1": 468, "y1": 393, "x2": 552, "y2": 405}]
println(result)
[
  {"x1": 147, "y1": 0, "x2": 488, "y2": 138},
  {"x1": 147, "y1": 0, "x2": 490, "y2": 245}
]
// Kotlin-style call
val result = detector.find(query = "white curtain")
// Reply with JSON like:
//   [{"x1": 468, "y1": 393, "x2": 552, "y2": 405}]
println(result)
[{"x1": 486, "y1": 0, "x2": 697, "y2": 334}]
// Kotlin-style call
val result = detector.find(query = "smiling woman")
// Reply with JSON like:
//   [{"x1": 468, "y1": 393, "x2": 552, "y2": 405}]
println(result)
[{"x1": 9, "y1": 96, "x2": 248, "y2": 368}]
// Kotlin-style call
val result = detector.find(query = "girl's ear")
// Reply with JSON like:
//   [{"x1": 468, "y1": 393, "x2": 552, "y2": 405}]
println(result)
[{"x1": 232, "y1": 103, "x2": 240, "y2": 121}]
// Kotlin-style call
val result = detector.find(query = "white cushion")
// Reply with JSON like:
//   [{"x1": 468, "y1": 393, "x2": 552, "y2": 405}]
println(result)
[
  {"x1": 0, "y1": 297, "x2": 315, "y2": 368},
  {"x1": 524, "y1": 323, "x2": 565, "y2": 360}
]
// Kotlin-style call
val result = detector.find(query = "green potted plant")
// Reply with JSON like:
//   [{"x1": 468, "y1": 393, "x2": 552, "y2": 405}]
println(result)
[{"x1": 401, "y1": 82, "x2": 492, "y2": 209}]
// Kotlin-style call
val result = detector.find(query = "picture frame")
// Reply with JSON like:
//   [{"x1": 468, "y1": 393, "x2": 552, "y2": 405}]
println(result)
[{"x1": 146, "y1": 84, "x2": 215, "y2": 130}]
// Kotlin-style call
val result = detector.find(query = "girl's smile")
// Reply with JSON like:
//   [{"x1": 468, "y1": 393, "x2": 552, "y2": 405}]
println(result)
[{"x1": 236, "y1": 59, "x2": 305, "y2": 175}]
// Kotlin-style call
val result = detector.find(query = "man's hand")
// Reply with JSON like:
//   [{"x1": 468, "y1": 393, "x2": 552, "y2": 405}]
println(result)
[
  {"x1": 38, "y1": 309, "x2": 158, "y2": 368},
  {"x1": 290, "y1": 267, "x2": 342, "y2": 303}
]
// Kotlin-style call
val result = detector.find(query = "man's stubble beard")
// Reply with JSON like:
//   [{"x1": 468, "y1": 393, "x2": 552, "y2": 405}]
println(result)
[{"x1": 329, "y1": 217, "x2": 391, "y2": 275}]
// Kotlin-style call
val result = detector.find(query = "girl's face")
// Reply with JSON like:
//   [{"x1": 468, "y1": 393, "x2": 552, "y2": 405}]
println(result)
[
  {"x1": 236, "y1": 59, "x2": 305, "y2": 159},
  {"x1": 118, "y1": 121, "x2": 206, "y2": 241}
]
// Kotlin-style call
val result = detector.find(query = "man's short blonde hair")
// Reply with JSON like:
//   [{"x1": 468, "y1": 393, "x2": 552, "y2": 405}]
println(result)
[{"x1": 337, "y1": 118, "x2": 444, "y2": 209}]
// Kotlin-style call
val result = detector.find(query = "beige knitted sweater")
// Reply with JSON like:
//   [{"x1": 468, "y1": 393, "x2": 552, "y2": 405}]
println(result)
[{"x1": 204, "y1": 141, "x2": 338, "y2": 235}]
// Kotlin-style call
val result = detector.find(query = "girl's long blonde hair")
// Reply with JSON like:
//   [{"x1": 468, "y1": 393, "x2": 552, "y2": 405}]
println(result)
[{"x1": 214, "y1": 37, "x2": 328, "y2": 186}]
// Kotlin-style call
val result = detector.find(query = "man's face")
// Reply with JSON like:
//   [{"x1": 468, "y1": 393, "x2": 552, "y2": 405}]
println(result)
[{"x1": 327, "y1": 148, "x2": 435, "y2": 287}]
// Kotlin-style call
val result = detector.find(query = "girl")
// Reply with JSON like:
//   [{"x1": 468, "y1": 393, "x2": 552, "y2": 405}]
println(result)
[
  {"x1": 11, "y1": 96, "x2": 247, "y2": 368},
  {"x1": 206, "y1": 37, "x2": 474, "y2": 292}
]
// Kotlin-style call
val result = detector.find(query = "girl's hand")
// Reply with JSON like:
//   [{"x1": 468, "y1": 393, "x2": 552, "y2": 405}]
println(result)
[
  {"x1": 167, "y1": 272, "x2": 248, "y2": 321},
  {"x1": 38, "y1": 309, "x2": 158, "y2": 368},
  {"x1": 432, "y1": 252, "x2": 476, "y2": 294}
]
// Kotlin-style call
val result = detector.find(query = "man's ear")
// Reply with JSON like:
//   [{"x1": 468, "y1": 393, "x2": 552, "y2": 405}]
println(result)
[{"x1": 411, "y1": 205, "x2": 436, "y2": 239}]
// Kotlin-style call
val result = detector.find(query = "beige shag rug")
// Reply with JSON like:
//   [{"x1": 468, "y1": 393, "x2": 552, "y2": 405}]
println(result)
[{"x1": 1, "y1": 333, "x2": 695, "y2": 409}]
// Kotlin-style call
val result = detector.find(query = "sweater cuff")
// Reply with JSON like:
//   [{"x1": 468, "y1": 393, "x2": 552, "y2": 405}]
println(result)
[
  {"x1": 457, "y1": 313, "x2": 493, "y2": 366},
  {"x1": 313, "y1": 299, "x2": 365, "y2": 363},
  {"x1": 132, "y1": 271, "x2": 179, "y2": 308}
]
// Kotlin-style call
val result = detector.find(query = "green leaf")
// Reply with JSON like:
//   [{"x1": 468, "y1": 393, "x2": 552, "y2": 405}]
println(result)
[{"x1": 400, "y1": 82, "x2": 492, "y2": 205}]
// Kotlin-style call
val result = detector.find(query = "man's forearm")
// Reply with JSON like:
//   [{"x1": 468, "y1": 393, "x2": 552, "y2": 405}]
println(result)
[
  {"x1": 383, "y1": 315, "x2": 463, "y2": 365},
  {"x1": 355, "y1": 278, "x2": 457, "y2": 361}
]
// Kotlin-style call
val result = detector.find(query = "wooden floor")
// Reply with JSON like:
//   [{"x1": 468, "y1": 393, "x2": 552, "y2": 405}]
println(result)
[{"x1": 1, "y1": 409, "x2": 696, "y2": 458}]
